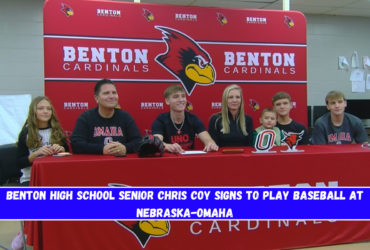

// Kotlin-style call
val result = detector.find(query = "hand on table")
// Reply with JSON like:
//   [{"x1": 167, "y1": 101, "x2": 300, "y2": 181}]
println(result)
[
  {"x1": 165, "y1": 143, "x2": 185, "y2": 153},
  {"x1": 203, "y1": 142, "x2": 219, "y2": 152},
  {"x1": 104, "y1": 142, "x2": 126, "y2": 155}
]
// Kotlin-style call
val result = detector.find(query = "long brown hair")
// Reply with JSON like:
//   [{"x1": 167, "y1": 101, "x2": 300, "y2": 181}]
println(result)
[{"x1": 21, "y1": 96, "x2": 66, "y2": 149}]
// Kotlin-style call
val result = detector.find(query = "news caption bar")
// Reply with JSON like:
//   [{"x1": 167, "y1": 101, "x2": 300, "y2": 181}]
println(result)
[{"x1": 1, "y1": 187, "x2": 368, "y2": 220}]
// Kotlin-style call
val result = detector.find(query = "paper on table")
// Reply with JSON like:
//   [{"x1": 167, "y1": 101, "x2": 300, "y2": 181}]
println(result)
[
  {"x1": 352, "y1": 81, "x2": 365, "y2": 93},
  {"x1": 366, "y1": 74, "x2": 370, "y2": 89},
  {"x1": 350, "y1": 69, "x2": 364, "y2": 81},
  {"x1": 179, "y1": 151, "x2": 207, "y2": 155}
]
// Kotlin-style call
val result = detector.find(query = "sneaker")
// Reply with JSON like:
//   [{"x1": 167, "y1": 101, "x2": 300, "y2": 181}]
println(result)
[{"x1": 11, "y1": 231, "x2": 24, "y2": 250}]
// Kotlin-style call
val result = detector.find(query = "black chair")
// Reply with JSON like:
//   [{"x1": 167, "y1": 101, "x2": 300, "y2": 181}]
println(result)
[{"x1": 0, "y1": 143, "x2": 21, "y2": 186}]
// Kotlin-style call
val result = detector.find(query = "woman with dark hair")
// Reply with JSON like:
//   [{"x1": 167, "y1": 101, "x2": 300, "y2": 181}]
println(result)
[{"x1": 208, "y1": 85, "x2": 254, "y2": 147}]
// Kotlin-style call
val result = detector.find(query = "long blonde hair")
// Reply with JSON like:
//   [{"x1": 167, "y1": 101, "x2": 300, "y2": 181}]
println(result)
[
  {"x1": 20, "y1": 96, "x2": 66, "y2": 149},
  {"x1": 215, "y1": 85, "x2": 247, "y2": 135}
]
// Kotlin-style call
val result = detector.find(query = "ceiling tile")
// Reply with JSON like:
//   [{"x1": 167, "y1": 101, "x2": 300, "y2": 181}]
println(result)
[
  {"x1": 289, "y1": 0, "x2": 359, "y2": 8},
  {"x1": 261, "y1": 3, "x2": 286, "y2": 10},
  {"x1": 290, "y1": 5, "x2": 336, "y2": 14},
  {"x1": 344, "y1": 0, "x2": 370, "y2": 8},
  {"x1": 232, "y1": 0, "x2": 277, "y2": 2},
  {"x1": 324, "y1": 7, "x2": 370, "y2": 17},
  {"x1": 192, "y1": 0, "x2": 269, "y2": 9},
  {"x1": 140, "y1": 0, "x2": 195, "y2": 5}
]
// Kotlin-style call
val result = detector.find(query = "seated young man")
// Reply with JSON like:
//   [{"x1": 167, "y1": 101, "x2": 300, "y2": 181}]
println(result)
[
  {"x1": 152, "y1": 85, "x2": 218, "y2": 153},
  {"x1": 312, "y1": 90, "x2": 368, "y2": 145},
  {"x1": 272, "y1": 92, "x2": 310, "y2": 145}
]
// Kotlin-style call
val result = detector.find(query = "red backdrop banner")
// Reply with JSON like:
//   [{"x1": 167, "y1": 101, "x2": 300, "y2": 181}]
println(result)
[{"x1": 44, "y1": 0, "x2": 307, "y2": 138}]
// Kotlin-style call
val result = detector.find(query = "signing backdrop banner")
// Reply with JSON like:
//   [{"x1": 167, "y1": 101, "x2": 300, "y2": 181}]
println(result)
[{"x1": 44, "y1": 0, "x2": 307, "y2": 140}]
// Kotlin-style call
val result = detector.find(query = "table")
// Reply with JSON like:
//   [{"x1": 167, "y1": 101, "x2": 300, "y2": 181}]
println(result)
[{"x1": 27, "y1": 144, "x2": 370, "y2": 250}]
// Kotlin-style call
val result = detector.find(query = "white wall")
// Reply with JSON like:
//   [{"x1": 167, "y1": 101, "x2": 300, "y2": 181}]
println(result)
[
  {"x1": 0, "y1": 0, "x2": 44, "y2": 97},
  {"x1": 307, "y1": 14, "x2": 370, "y2": 105},
  {"x1": 0, "y1": 0, "x2": 370, "y2": 105}
]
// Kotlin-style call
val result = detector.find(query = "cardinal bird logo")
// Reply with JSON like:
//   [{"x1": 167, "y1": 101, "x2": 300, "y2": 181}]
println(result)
[
  {"x1": 217, "y1": 13, "x2": 227, "y2": 25},
  {"x1": 249, "y1": 99, "x2": 260, "y2": 111},
  {"x1": 281, "y1": 130, "x2": 304, "y2": 150},
  {"x1": 60, "y1": 3, "x2": 73, "y2": 17},
  {"x1": 284, "y1": 16, "x2": 294, "y2": 28},
  {"x1": 155, "y1": 26, "x2": 216, "y2": 95},
  {"x1": 116, "y1": 220, "x2": 170, "y2": 248},
  {"x1": 142, "y1": 9, "x2": 154, "y2": 22},
  {"x1": 185, "y1": 100, "x2": 193, "y2": 112}
]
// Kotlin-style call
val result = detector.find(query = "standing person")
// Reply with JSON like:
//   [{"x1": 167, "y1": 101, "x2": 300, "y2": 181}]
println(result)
[
  {"x1": 70, "y1": 78, "x2": 141, "y2": 154},
  {"x1": 12, "y1": 96, "x2": 69, "y2": 250},
  {"x1": 312, "y1": 90, "x2": 368, "y2": 145},
  {"x1": 208, "y1": 85, "x2": 253, "y2": 147},
  {"x1": 152, "y1": 85, "x2": 218, "y2": 153},
  {"x1": 272, "y1": 92, "x2": 310, "y2": 145},
  {"x1": 253, "y1": 108, "x2": 283, "y2": 146}
]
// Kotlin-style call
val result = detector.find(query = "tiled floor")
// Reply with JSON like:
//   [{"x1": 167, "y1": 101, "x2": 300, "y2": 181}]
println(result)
[{"x1": 0, "y1": 220, "x2": 369, "y2": 250}]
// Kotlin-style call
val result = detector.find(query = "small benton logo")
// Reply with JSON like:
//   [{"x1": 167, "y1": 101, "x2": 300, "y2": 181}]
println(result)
[
  {"x1": 142, "y1": 9, "x2": 154, "y2": 22},
  {"x1": 212, "y1": 102, "x2": 222, "y2": 109},
  {"x1": 116, "y1": 220, "x2": 170, "y2": 248},
  {"x1": 246, "y1": 17, "x2": 266, "y2": 24},
  {"x1": 284, "y1": 16, "x2": 294, "y2": 28},
  {"x1": 217, "y1": 13, "x2": 227, "y2": 25},
  {"x1": 141, "y1": 102, "x2": 163, "y2": 109},
  {"x1": 63, "y1": 102, "x2": 88, "y2": 110},
  {"x1": 97, "y1": 9, "x2": 121, "y2": 17},
  {"x1": 155, "y1": 26, "x2": 216, "y2": 95},
  {"x1": 249, "y1": 99, "x2": 259, "y2": 111},
  {"x1": 60, "y1": 3, "x2": 73, "y2": 17},
  {"x1": 175, "y1": 13, "x2": 197, "y2": 21}
]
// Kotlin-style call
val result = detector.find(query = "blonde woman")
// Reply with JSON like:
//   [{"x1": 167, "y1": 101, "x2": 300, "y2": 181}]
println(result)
[
  {"x1": 16, "y1": 96, "x2": 69, "y2": 186},
  {"x1": 12, "y1": 96, "x2": 69, "y2": 250},
  {"x1": 208, "y1": 85, "x2": 253, "y2": 147}
]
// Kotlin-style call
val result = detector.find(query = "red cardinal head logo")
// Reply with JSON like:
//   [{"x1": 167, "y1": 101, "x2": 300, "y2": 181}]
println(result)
[
  {"x1": 284, "y1": 16, "x2": 294, "y2": 28},
  {"x1": 116, "y1": 221, "x2": 170, "y2": 248},
  {"x1": 61, "y1": 3, "x2": 73, "y2": 17},
  {"x1": 217, "y1": 13, "x2": 227, "y2": 25},
  {"x1": 281, "y1": 130, "x2": 304, "y2": 150},
  {"x1": 155, "y1": 26, "x2": 216, "y2": 95},
  {"x1": 185, "y1": 101, "x2": 193, "y2": 112},
  {"x1": 249, "y1": 99, "x2": 260, "y2": 111},
  {"x1": 142, "y1": 9, "x2": 154, "y2": 22}
]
